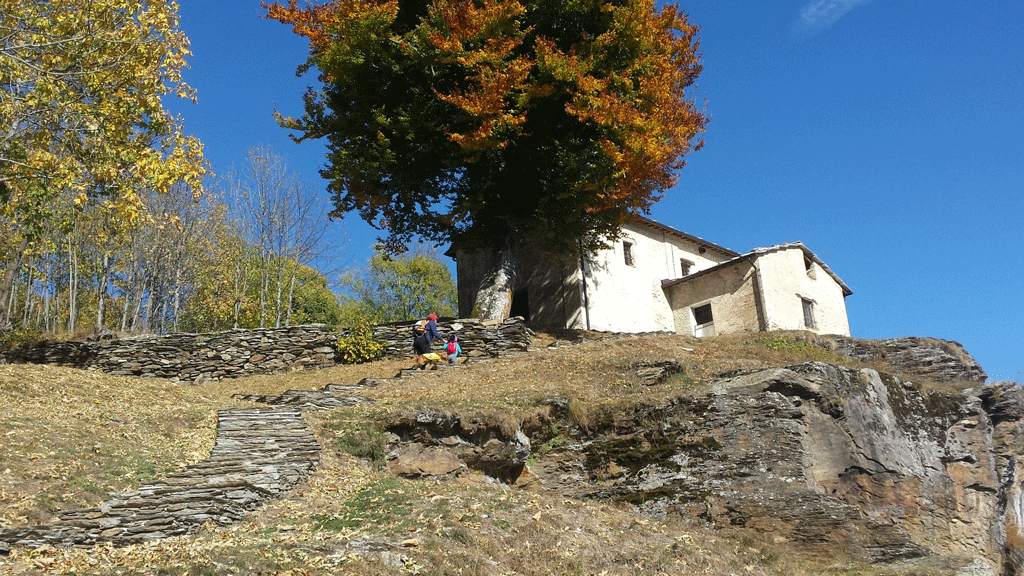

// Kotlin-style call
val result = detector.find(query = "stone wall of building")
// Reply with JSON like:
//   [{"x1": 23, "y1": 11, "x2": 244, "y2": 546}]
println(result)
[{"x1": 0, "y1": 318, "x2": 532, "y2": 382}]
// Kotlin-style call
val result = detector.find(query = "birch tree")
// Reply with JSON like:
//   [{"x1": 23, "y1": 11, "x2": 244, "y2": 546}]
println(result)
[{"x1": 0, "y1": 0, "x2": 207, "y2": 329}]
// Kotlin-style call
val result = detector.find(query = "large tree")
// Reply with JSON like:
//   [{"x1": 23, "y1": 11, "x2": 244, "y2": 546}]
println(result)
[{"x1": 267, "y1": 0, "x2": 706, "y2": 318}]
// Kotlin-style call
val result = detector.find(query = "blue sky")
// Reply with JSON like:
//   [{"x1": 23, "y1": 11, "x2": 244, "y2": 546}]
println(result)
[{"x1": 169, "y1": 0, "x2": 1023, "y2": 382}]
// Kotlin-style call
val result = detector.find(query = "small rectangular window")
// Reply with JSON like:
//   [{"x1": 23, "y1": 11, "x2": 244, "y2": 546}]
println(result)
[
  {"x1": 804, "y1": 255, "x2": 816, "y2": 279},
  {"x1": 693, "y1": 303, "x2": 713, "y2": 326},
  {"x1": 680, "y1": 258, "x2": 693, "y2": 276},
  {"x1": 693, "y1": 303, "x2": 715, "y2": 337},
  {"x1": 623, "y1": 241, "x2": 634, "y2": 266},
  {"x1": 802, "y1": 298, "x2": 816, "y2": 329}
]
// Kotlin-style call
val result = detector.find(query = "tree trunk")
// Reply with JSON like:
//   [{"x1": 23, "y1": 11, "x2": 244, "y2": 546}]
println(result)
[
  {"x1": 22, "y1": 263, "x2": 34, "y2": 326},
  {"x1": 285, "y1": 258, "x2": 298, "y2": 326},
  {"x1": 232, "y1": 259, "x2": 245, "y2": 329},
  {"x1": 274, "y1": 265, "x2": 284, "y2": 328},
  {"x1": 96, "y1": 251, "x2": 110, "y2": 332},
  {"x1": 120, "y1": 264, "x2": 136, "y2": 332},
  {"x1": 171, "y1": 267, "x2": 181, "y2": 333},
  {"x1": 472, "y1": 241, "x2": 516, "y2": 321},
  {"x1": 67, "y1": 233, "x2": 78, "y2": 333},
  {"x1": 0, "y1": 237, "x2": 28, "y2": 330}
]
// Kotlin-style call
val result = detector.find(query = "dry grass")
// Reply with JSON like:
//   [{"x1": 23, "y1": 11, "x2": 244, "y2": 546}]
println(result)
[{"x1": 0, "y1": 332, "x2": 950, "y2": 575}]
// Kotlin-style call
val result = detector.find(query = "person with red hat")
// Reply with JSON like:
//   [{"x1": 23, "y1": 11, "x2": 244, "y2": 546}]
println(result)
[{"x1": 423, "y1": 313, "x2": 443, "y2": 345}]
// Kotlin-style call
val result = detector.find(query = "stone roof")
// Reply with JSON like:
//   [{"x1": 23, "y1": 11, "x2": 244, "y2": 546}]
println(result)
[{"x1": 661, "y1": 241, "x2": 852, "y2": 297}]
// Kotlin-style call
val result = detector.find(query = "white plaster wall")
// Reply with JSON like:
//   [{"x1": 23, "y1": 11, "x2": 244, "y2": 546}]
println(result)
[
  {"x1": 582, "y1": 221, "x2": 732, "y2": 333},
  {"x1": 755, "y1": 248, "x2": 851, "y2": 336}
]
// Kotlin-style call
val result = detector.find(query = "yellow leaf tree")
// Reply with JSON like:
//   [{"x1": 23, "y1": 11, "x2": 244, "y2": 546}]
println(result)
[
  {"x1": 0, "y1": 0, "x2": 207, "y2": 329},
  {"x1": 268, "y1": 0, "x2": 706, "y2": 319}
]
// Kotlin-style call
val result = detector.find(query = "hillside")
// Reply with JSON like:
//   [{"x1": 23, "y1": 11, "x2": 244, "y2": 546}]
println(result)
[{"x1": 0, "y1": 331, "x2": 1001, "y2": 575}]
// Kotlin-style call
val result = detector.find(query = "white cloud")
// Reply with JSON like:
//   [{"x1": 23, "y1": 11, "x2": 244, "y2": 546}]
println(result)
[{"x1": 795, "y1": 0, "x2": 872, "y2": 35}]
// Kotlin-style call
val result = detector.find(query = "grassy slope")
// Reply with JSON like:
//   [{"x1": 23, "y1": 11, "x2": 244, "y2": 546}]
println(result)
[{"x1": 0, "y1": 332, "x2": 948, "y2": 575}]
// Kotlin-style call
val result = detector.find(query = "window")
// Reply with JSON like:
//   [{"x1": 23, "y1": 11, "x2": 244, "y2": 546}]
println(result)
[
  {"x1": 623, "y1": 241, "x2": 635, "y2": 266},
  {"x1": 680, "y1": 258, "x2": 693, "y2": 276},
  {"x1": 804, "y1": 255, "x2": 816, "y2": 279},
  {"x1": 692, "y1": 303, "x2": 715, "y2": 337},
  {"x1": 802, "y1": 298, "x2": 816, "y2": 330}
]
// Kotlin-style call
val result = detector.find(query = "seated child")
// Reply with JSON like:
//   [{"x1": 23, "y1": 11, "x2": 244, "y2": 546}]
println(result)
[{"x1": 444, "y1": 334, "x2": 462, "y2": 364}]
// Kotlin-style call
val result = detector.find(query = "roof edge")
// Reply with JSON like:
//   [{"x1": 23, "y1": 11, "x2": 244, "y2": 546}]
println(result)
[{"x1": 628, "y1": 215, "x2": 740, "y2": 258}]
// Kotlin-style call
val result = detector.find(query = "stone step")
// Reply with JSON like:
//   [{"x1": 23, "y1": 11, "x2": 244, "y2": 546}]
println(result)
[{"x1": 0, "y1": 404, "x2": 322, "y2": 553}]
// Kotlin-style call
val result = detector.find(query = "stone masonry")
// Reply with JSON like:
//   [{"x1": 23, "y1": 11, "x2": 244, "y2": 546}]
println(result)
[
  {"x1": 0, "y1": 408, "x2": 321, "y2": 553},
  {"x1": 0, "y1": 318, "x2": 532, "y2": 382}
]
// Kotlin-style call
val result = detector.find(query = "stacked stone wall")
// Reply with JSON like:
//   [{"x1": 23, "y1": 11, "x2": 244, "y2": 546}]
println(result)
[
  {"x1": 373, "y1": 317, "x2": 531, "y2": 359},
  {"x1": 0, "y1": 318, "x2": 532, "y2": 382}
]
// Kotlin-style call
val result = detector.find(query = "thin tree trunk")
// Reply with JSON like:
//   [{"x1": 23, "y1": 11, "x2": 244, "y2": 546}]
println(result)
[
  {"x1": 22, "y1": 264, "x2": 33, "y2": 326},
  {"x1": 0, "y1": 236, "x2": 28, "y2": 330},
  {"x1": 171, "y1": 267, "x2": 181, "y2": 333},
  {"x1": 8, "y1": 278, "x2": 17, "y2": 323},
  {"x1": 274, "y1": 266, "x2": 284, "y2": 328},
  {"x1": 43, "y1": 292, "x2": 51, "y2": 332},
  {"x1": 120, "y1": 265, "x2": 136, "y2": 332},
  {"x1": 232, "y1": 258, "x2": 245, "y2": 329},
  {"x1": 285, "y1": 259, "x2": 298, "y2": 326},
  {"x1": 259, "y1": 263, "x2": 269, "y2": 328},
  {"x1": 141, "y1": 278, "x2": 155, "y2": 332},
  {"x1": 67, "y1": 234, "x2": 78, "y2": 334},
  {"x1": 96, "y1": 251, "x2": 110, "y2": 332}
]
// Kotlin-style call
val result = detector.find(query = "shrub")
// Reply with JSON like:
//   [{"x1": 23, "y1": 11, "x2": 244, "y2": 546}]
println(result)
[
  {"x1": 0, "y1": 326, "x2": 43, "y2": 351},
  {"x1": 335, "y1": 321, "x2": 385, "y2": 364}
]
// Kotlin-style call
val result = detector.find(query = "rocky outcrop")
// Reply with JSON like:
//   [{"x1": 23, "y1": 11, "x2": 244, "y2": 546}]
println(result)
[
  {"x1": 825, "y1": 335, "x2": 987, "y2": 383},
  {"x1": 526, "y1": 363, "x2": 1020, "y2": 574},
  {"x1": 384, "y1": 410, "x2": 531, "y2": 484}
]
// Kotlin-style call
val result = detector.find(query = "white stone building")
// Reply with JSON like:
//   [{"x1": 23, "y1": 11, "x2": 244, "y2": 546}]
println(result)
[{"x1": 452, "y1": 215, "x2": 852, "y2": 337}]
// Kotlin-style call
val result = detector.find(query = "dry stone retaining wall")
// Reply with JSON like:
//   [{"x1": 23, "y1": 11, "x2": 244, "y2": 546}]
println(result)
[{"x1": 0, "y1": 318, "x2": 532, "y2": 382}]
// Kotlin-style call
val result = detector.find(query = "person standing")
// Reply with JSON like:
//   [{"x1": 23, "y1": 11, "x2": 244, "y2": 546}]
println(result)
[{"x1": 423, "y1": 313, "x2": 443, "y2": 345}]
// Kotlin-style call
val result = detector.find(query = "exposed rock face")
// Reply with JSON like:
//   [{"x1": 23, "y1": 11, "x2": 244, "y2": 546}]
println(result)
[
  {"x1": 528, "y1": 363, "x2": 1020, "y2": 574},
  {"x1": 825, "y1": 335, "x2": 988, "y2": 383},
  {"x1": 384, "y1": 410, "x2": 531, "y2": 484}
]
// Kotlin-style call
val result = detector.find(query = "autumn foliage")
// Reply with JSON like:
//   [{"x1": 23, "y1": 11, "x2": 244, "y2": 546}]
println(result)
[
  {"x1": 267, "y1": 0, "x2": 707, "y2": 255},
  {"x1": 0, "y1": 0, "x2": 206, "y2": 215}
]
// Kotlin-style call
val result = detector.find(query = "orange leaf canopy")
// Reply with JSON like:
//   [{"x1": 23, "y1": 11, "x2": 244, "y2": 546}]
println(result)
[{"x1": 267, "y1": 0, "x2": 706, "y2": 255}]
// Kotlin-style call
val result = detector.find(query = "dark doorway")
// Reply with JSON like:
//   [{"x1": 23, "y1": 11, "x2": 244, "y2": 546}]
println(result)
[{"x1": 510, "y1": 288, "x2": 530, "y2": 321}]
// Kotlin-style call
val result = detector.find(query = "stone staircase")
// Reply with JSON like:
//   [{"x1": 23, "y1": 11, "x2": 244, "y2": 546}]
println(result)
[
  {"x1": 0, "y1": 407, "x2": 320, "y2": 553},
  {"x1": 0, "y1": 357, "x2": 490, "y2": 555}
]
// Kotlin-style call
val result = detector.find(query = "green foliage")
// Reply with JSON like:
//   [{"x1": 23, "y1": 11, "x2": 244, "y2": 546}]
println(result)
[
  {"x1": 288, "y1": 265, "x2": 344, "y2": 326},
  {"x1": 181, "y1": 238, "x2": 342, "y2": 332},
  {"x1": 0, "y1": 326, "x2": 43, "y2": 350},
  {"x1": 335, "y1": 422, "x2": 389, "y2": 466},
  {"x1": 340, "y1": 246, "x2": 456, "y2": 323},
  {"x1": 334, "y1": 321, "x2": 386, "y2": 364},
  {"x1": 759, "y1": 334, "x2": 817, "y2": 354},
  {"x1": 268, "y1": 0, "x2": 707, "y2": 257}
]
